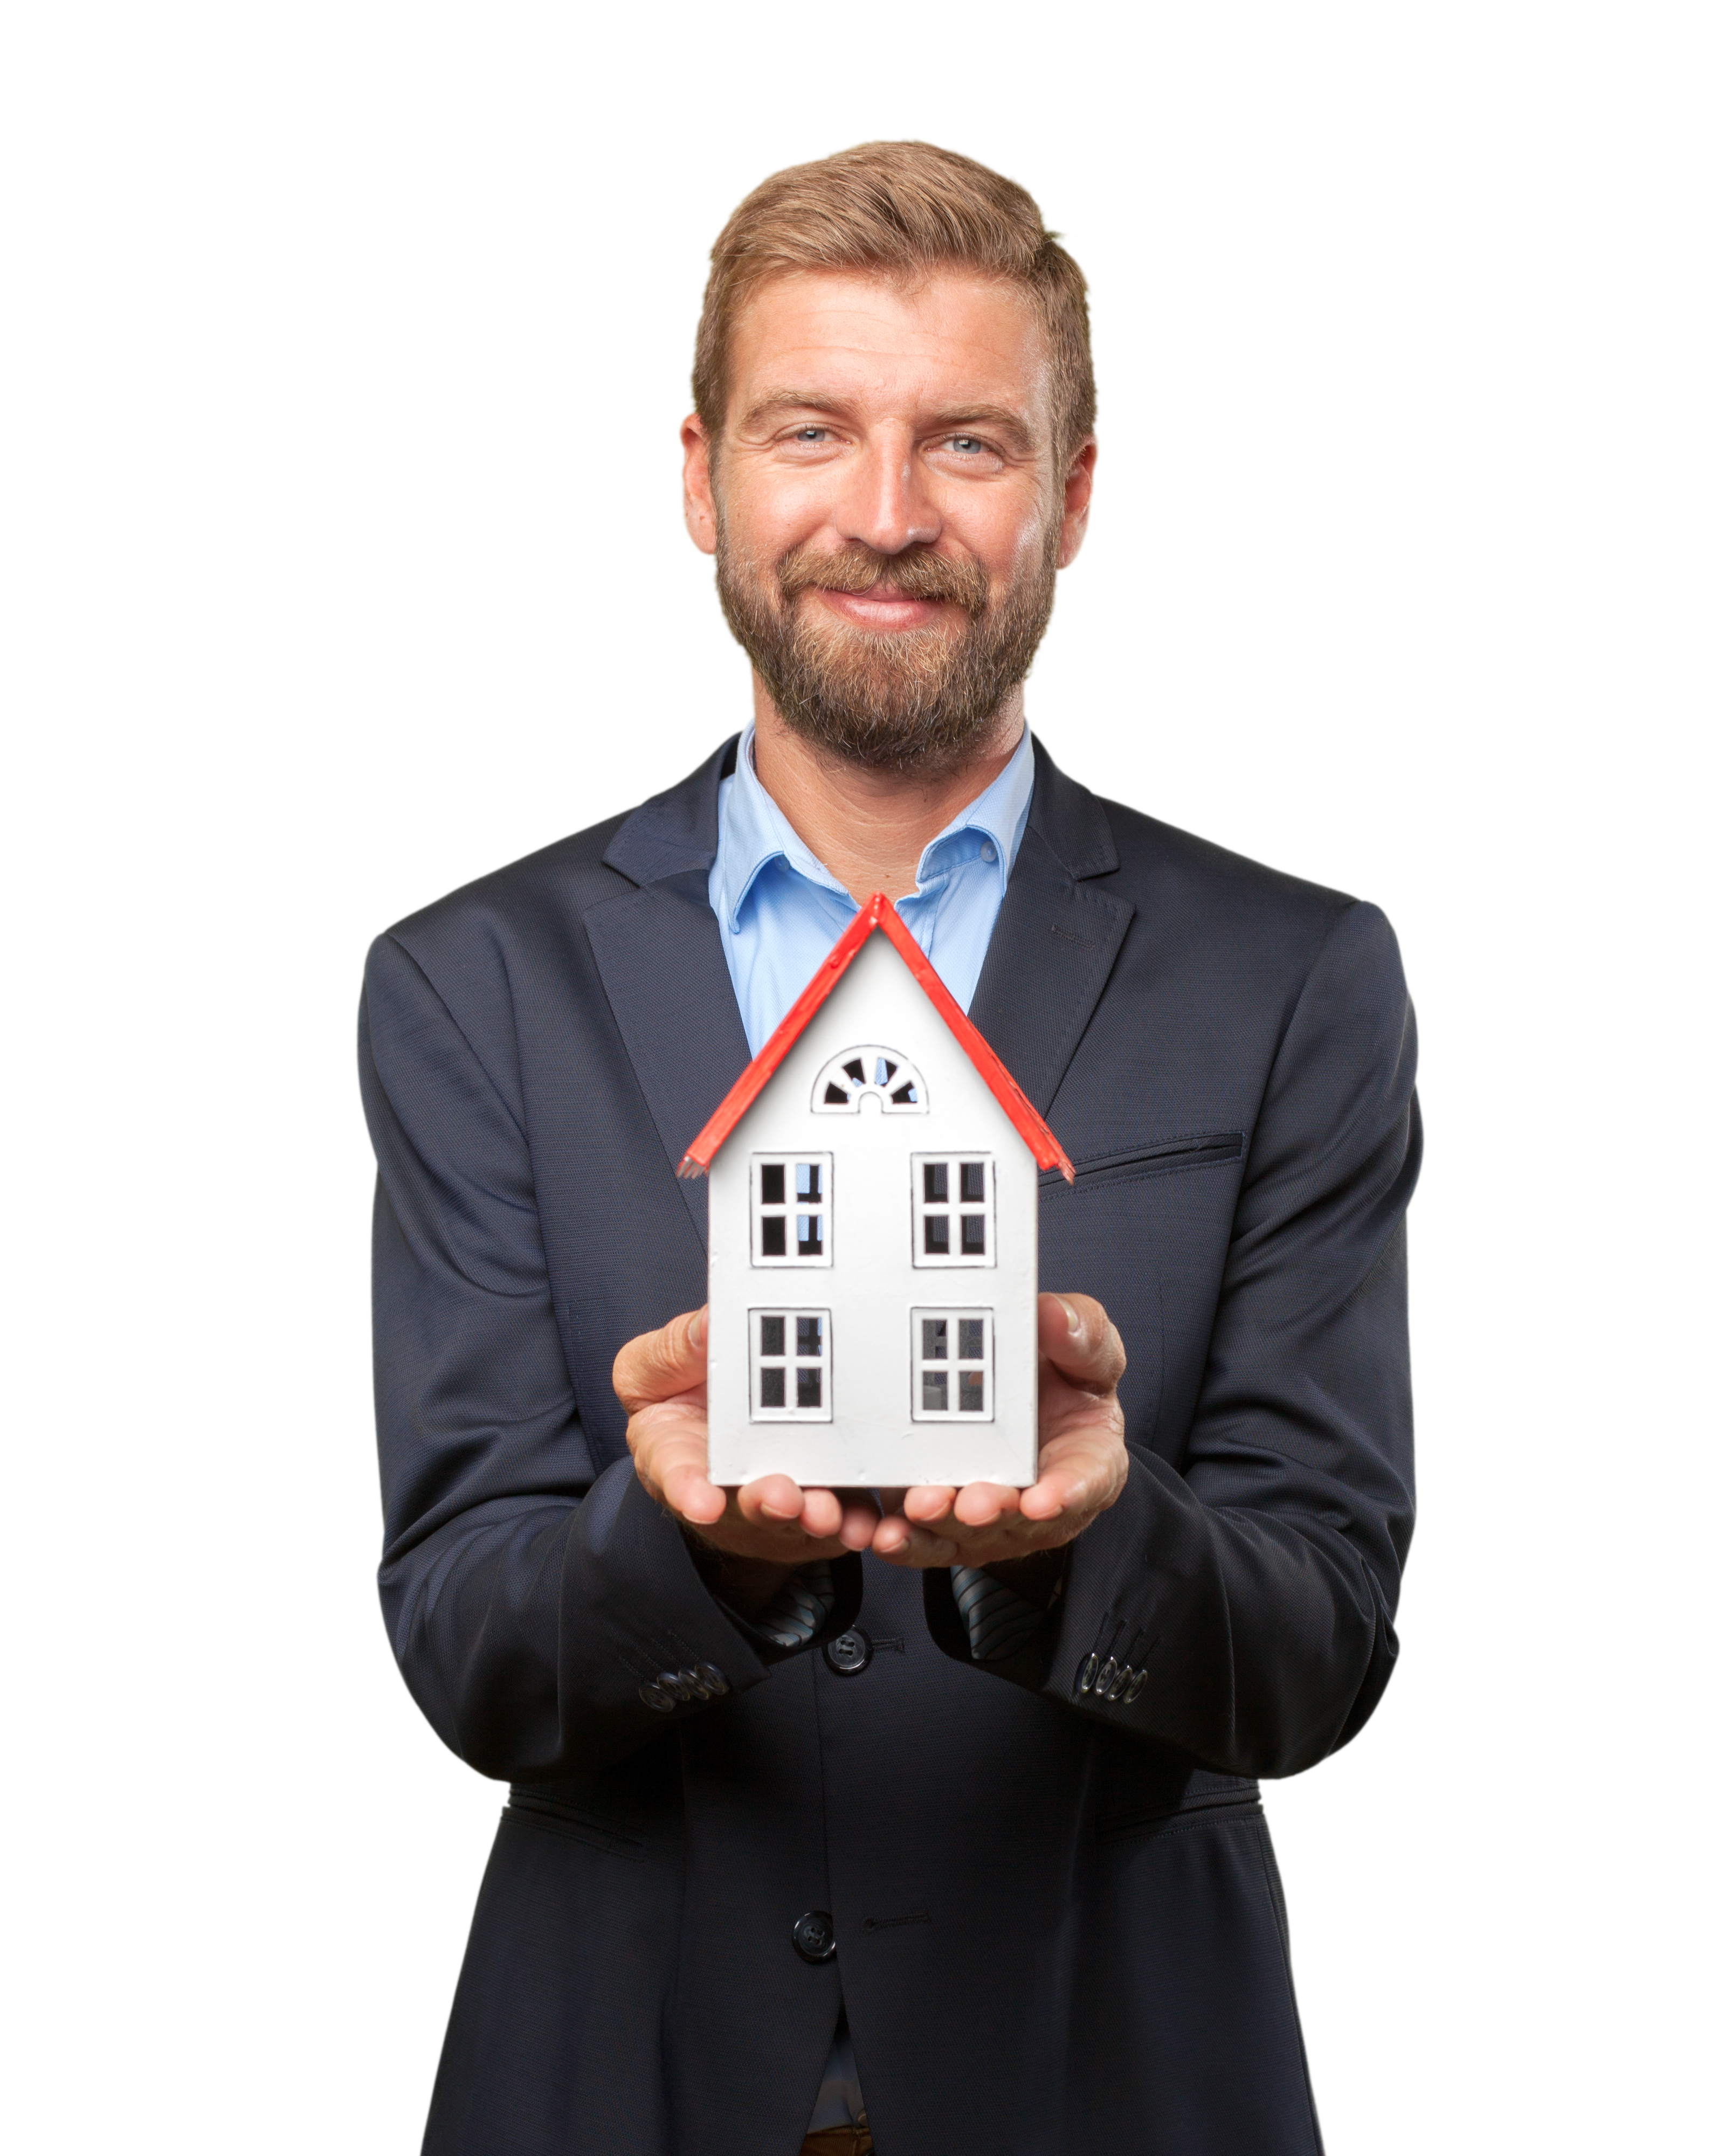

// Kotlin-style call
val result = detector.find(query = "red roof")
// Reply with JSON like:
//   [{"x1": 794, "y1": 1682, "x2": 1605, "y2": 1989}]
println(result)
[{"x1": 679, "y1": 892, "x2": 1074, "y2": 1181}]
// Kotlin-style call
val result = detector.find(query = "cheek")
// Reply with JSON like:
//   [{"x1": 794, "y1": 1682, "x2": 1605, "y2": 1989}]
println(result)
[
  {"x1": 944, "y1": 484, "x2": 1055, "y2": 585},
  {"x1": 717, "y1": 466, "x2": 838, "y2": 559}
]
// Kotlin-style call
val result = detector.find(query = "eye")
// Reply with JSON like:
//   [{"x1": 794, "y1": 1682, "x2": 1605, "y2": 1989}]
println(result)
[
  {"x1": 949, "y1": 436, "x2": 985, "y2": 454},
  {"x1": 792, "y1": 426, "x2": 829, "y2": 443}
]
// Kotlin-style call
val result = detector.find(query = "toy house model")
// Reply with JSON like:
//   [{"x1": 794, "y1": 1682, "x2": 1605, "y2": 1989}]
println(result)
[{"x1": 680, "y1": 893, "x2": 1074, "y2": 1490}]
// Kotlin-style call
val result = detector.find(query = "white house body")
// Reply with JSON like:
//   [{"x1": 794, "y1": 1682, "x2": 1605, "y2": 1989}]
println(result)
[{"x1": 701, "y1": 921, "x2": 1050, "y2": 1490}]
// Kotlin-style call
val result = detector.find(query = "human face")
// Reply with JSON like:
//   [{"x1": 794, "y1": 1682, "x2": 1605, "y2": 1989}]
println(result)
[{"x1": 682, "y1": 269, "x2": 1095, "y2": 773}]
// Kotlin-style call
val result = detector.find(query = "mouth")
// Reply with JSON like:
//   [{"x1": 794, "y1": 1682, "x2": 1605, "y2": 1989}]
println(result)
[{"x1": 807, "y1": 585, "x2": 954, "y2": 632}]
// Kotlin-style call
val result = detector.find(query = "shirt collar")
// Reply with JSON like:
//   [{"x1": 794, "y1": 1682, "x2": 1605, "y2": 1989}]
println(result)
[{"x1": 715, "y1": 723, "x2": 1037, "y2": 933}]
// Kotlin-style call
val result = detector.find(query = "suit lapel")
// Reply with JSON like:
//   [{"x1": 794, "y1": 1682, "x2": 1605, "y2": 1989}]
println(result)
[
  {"x1": 588, "y1": 742, "x2": 750, "y2": 1248},
  {"x1": 969, "y1": 747, "x2": 1135, "y2": 1121},
  {"x1": 585, "y1": 874, "x2": 750, "y2": 1249}
]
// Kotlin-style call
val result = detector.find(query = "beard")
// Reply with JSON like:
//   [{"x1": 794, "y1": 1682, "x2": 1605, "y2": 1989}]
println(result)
[{"x1": 714, "y1": 517, "x2": 1060, "y2": 776}]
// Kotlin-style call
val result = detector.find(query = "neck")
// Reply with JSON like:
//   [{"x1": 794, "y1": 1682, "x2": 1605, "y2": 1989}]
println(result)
[{"x1": 748, "y1": 682, "x2": 1026, "y2": 905}]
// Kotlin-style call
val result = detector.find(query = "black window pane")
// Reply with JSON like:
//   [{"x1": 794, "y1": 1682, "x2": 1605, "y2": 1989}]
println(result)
[
  {"x1": 760, "y1": 1315, "x2": 784, "y2": 1357},
  {"x1": 891, "y1": 1081, "x2": 917, "y2": 1104},
  {"x1": 961, "y1": 1215, "x2": 986, "y2": 1255},
  {"x1": 797, "y1": 1366, "x2": 823, "y2": 1409},
  {"x1": 796, "y1": 1315, "x2": 823, "y2": 1357},
  {"x1": 923, "y1": 1214, "x2": 950, "y2": 1255},
  {"x1": 957, "y1": 1318, "x2": 984, "y2": 1361},
  {"x1": 922, "y1": 1370, "x2": 949, "y2": 1412},
  {"x1": 824, "y1": 1083, "x2": 849, "y2": 1104},
  {"x1": 960, "y1": 1161, "x2": 986, "y2": 1203},
  {"x1": 761, "y1": 1216, "x2": 786, "y2": 1256},
  {"x1": 923, "y1": 1162, "x2": 948, "y2": 1203},
  {"x1": 796, "y1": 1162, "x2": 822, "y2": 1200},
  {"x1": 797, "y1": 1213, "x2": 823, "y2": 1256},
  {"x1": 844, "y1": 1058, "x2": 866, "y2": 1083},
  {"x1": 760, "y1": 1366, "x2": 785, "y2": 1408},
  {"x1": 922, "y1": 1318, "x2": 948, "y2": 1360},
  {"x1": 760, "y1": 1163, "x2": 785, "y2": 1206},
  {"x1": 959, "y1": 1371, "x2": 985, "y2": 1413}
]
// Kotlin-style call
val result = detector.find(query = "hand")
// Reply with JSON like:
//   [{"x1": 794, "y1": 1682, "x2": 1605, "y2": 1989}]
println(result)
[
  {"x1": 870, "y1": 1293, "x2": 1128, "y2": 1568},
  {"x1": 613, "y1": 1308, "x2": 880, "y2": 1569}
]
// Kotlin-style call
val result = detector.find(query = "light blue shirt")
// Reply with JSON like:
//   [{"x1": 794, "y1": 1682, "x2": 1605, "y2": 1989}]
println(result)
[{"x1": 708, "y1": 723, "x2": 1037, "y2": 1056}]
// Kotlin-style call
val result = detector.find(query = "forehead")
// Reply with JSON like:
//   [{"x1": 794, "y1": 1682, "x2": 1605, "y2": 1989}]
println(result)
[{"x1": 727, "y1": 268, "x2": 1052, "y2": 432}]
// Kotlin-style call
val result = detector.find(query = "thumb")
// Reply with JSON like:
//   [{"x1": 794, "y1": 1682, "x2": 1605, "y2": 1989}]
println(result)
[
  {"x1": 613, "y1": 1306, "x2": 708, "y2": 1412},
  {"x1": 1038, "y1": 1293, "x2": 1126, "y2": 1390}
]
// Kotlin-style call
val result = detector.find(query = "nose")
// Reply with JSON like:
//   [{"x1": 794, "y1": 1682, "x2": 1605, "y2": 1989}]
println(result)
[{"x1": 832, "y1": 428, "x2": 940, "y2": 556}]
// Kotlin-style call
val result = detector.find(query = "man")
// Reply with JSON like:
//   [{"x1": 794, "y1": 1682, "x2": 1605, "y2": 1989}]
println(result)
[{"x1": 360, "y1": 141, "x2": 1418, "y2": 2156}]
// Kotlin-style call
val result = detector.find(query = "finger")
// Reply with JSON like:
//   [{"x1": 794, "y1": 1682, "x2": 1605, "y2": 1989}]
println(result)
[
  {"x1": 951, "y1": 1481, "x2": 1022, "y2": 1529},
  {"x1": 613, "y1": 1307, "x2": 708, "y2": 1413},
  {"x1": 871, "y1": 1511, "x2": 957, "y2": 1564},
  {"x1": 798, "y1": 1487, "x2": 843, "y2": 1539},
  {"x1": 736, "y1": 1473, "x2": 809, "y2": 1525},
  {"x1": 658, "y1": 1455, "x2": 727, "y2": 1526},
  {"x1": 902, "y1": 1485, "x2": 957, "y2": 1525},
  {"x1": 836, "y1": 1494, "x2": 882, "y2": 1551},
  {"x1": 1038, "y1": 1293, "x2": 1127, "y2": 1390}
]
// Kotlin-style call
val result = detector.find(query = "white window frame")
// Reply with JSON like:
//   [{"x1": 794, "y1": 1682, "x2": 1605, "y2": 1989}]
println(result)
[
  {"x1": 751, "y1": 1152, "x2": 833, "y2": 1268},
  {"x1": 910, "y1": 1152, "x2": 995, "y2": 1268},
  {"x1": 910, "y1": 1308, "x2": 995, "y2": 1422},
  {"x1": 750, "y1": 1308, "x2": 833, "y2": 1422}
]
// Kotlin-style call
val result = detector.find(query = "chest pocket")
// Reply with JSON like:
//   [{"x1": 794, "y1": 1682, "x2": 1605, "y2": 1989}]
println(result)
[
  {"x1": 1037, "y1": 1131, "x2": 1245, "y2": 1449},
  {"x1": 1041, "y1": 1131, "x2": 1244, "y2": 1193}
]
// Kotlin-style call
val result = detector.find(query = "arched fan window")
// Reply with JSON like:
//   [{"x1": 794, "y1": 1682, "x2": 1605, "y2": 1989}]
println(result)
[{"x1": 811, "y1": 1045, "x2": 928, "y2": 1114}]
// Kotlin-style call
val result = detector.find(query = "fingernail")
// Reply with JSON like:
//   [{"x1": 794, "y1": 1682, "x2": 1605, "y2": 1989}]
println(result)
[
  {"x1": 1059, "y1": 1297, "x2": 1081, "y2": 1336},
  {"x1": 688, "y1": 1309, "x2": 706, "y2": 1349}
]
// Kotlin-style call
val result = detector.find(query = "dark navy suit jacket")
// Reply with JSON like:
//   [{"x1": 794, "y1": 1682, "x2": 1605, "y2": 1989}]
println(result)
[{"x1": 359, "y1": 737, "x2": 1419, "y2": 2156}]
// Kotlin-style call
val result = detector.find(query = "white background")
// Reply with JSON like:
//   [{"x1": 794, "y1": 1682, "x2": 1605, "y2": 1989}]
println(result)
[{"x1": 3, "y1": 4, "x2": 1719, "y2": 2149}]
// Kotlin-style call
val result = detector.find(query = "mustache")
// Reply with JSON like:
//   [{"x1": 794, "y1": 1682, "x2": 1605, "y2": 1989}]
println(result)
[{"x1": 777, "y1": 541, "x2": 990, "y2": 615}]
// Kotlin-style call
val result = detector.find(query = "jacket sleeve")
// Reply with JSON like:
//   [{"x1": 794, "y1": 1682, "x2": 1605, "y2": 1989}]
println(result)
[
  {"x1": 359, "y1": 929, "x2": 858, "y2": 1781},
  {"x1": 926, "y1": 899, "x2": 1420, "y2": 1778}
]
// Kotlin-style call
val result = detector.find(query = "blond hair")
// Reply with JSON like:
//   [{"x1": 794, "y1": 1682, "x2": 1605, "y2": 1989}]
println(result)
[{"x1": 694, "y1": 141, "x2": 1095, "y2": 464}]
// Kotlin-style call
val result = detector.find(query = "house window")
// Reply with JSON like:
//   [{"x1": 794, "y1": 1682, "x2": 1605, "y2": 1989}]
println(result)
[
  {"x1": 811, "y1": 1045, "x2": 928, "y2": 1114},
  {"x1": 911, "y1": 1153, "x2": 994, "y2": 1267},
  {"x1": 752, "y1": 1153, "x2": 833, "y2": 1267},
  {"x1": 751, "y1": 1309, "x2": 832, "y2": 1421},
  {"x1": 910, "y1": 1309, "x2": 993, "y2": 1420}
]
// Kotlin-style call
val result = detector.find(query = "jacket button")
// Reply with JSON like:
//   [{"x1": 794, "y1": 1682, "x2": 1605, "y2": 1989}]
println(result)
[
  {"x1": 638, "y1": 1681, "x2": 675, "y2": 1712},
  {"x1": 823, "y1": 1629, "x2": 873, "y2": 1676},
  {"x1": 698, "y1": 1663, "x2": 730, "y2": 1697},
  {"x1": 792, "y1": 1910, "x2": 837, "y2": 1963},
  {"x1": 657, "y1": 1669, "x2": 692, "y2": 1702},
  {"x1": 1075, "y1": 1653, "x2": 1099, "y2": 1695}
]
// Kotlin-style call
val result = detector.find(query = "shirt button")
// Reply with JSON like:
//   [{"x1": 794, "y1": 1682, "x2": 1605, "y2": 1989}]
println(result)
[
  {"x1": 792, "y1": 1910, "x2": 838, "y2": 1962},
  {"x1": 979, "y1": 840, "x2": 996, "y2": 862},
  {"x1": 823, "y1": 1628, "x2": 873, "y2": 1676}
]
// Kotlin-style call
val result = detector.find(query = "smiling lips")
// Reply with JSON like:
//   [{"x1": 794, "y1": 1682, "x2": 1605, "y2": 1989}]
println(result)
[
  {"x1": 776, "y1": 538, "x2": 991, "y2": 622},
  {"x1": 814, "y1": 585, "x2": 949, "y2": 630}
]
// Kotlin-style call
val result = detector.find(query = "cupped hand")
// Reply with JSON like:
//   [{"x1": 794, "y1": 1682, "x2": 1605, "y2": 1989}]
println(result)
[
  {"x1": 613, "y1": 1308, "x2": 879, "y2": 1563},
  {"x1": 870, "y1": 1293, "x2": 1128, "y2": 1568}
]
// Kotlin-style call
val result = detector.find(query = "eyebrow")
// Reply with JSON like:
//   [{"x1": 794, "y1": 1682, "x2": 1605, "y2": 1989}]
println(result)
[{"x1": 740, "y1": 390, "x2": 1040, "y2": 455}]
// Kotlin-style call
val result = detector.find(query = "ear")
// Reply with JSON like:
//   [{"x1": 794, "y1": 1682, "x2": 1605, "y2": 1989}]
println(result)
[
  {"x1": 1057, "y1": 438, "x2": 1098, "y2": 570},
  {"x1": 682, "y1": 413, "x2": 718, "y2": 557}
]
